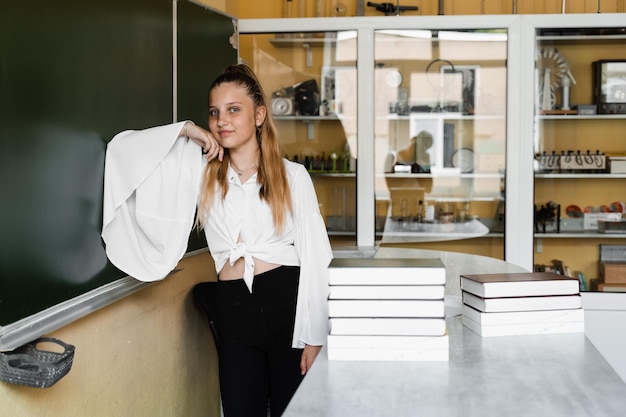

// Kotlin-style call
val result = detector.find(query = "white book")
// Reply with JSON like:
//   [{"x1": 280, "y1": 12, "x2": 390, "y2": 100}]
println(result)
[
  {"x1": 462, "y1": 291, "x2": 582, "y2": 313},
  {"x1": 328, "y1": 299, "x2": 445, "y2": 318},
  {"x1": 329, "y1": 285, "x2": 445, "y2": 300},
  {"x1": 330, "y1": 317, "x2": 447, "y2": 336},
  {"x1": 327, "y1": 334, "x2": 449, "y2": 361},
  {"x1": 462, "y1": 304, "x2": 584, "y2": 325},
  {"x1": 328, "y1": 258, "x2": 445, "y2": 286},
  {"x1": 460, "y1": 272, "x2": 579, "y2": 298},
  {"x1": 462, "y1": 315, "x2": 585, "y2": 337}
]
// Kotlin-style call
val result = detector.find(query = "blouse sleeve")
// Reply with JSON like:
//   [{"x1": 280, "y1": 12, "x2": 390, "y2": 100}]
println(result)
[
  {"x1": 290, "y1": 163, "x2": 333, "y2": 348},
  {"x1": 102, "y1": 121, "x2": 202, "y2": 282}
]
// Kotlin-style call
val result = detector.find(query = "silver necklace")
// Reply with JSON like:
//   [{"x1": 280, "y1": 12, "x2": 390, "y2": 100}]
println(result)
[{"x1": 230, "y1": 161, "x2": 258, "y2": 176}]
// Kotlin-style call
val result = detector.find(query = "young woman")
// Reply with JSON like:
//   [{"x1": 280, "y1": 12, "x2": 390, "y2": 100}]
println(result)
[
  {"x1": 193, "y1": 64, "x2": 332, "y2": 417},
  {"x1": 103, "y1": 63, "x2": 331, "y2": 416}
]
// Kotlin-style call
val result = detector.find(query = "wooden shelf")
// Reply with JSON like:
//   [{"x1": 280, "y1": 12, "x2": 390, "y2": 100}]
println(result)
[
  {"x1": 535, "y1": 173, "x2": 626, "y2": 179},
  {"x1": 537, "y1": 114, "x2": 626, "y2": 120},
  {"x1": 535, "y1": 232, "x2": 626, "y2": 239}
]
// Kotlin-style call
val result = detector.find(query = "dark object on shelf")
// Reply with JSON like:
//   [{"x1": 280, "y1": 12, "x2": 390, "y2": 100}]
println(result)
[
  {"x1": 534, "y1": 201, "x2": 561, "y2": 233},
  {"x1": 366, "y1": 2, "x2": 418, "y2": 15},
  {"x1": 294, "y1": 79, "x2": 320, "y2": 116},
  {"x1": 410, "y1": 105, "x2": 434, "y2": 113},
  {"x1": 410, "y1": 162, "x2": 425, "y2": 173},
  {"x1": 593, "y1": 60, "x2": 626, "y2": 114},
  {"x1": 551, "y1": 259, "x2": 565, "y2": 275},
  {"x1": 538, "y1": 28, "x2": 626, "y2": 37},
  {"x1": 272, "y1": 79, "x2": 320, "y2": 116},
  {"x1": 0, "y1": 337, "x2": 75, "y2": 388}
]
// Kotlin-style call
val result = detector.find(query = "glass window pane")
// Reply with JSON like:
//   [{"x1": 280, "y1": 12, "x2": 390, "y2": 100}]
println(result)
[
  {"x1": 375, "y1": 29, "x2": 507, "y2": 259},
  {"x1": 239, "y1": 31, "x2": 358, "y2": 244}
]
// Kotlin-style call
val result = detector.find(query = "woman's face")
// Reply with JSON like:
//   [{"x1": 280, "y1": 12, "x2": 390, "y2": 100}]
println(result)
[{"x1": 208, "y1": 82, "x2": 265, "y2": 151}]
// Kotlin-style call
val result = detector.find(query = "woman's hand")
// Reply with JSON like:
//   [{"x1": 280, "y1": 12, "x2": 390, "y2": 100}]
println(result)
[
  {"x1": 183, "y1": 122, "x2": 224, "y2": 162},
  {"x1": 300, "y1": 344, "x2": 322, "y2": 376}
]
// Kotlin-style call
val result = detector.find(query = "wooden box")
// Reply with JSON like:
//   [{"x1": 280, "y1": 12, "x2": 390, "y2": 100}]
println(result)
[{"x1": 599, "y1": 262, "x2": 626, "y2": 284}]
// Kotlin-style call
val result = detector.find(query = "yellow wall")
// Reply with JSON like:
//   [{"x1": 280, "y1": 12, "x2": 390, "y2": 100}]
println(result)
[
  {"x1": 226, "y1": 0, "x2": 625, "y2": 18},
  {"x1": 0, "y1": 252, "x2": 220, "y2": 417}
]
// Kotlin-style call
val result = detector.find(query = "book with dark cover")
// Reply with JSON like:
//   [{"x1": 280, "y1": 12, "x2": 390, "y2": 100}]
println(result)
[
  {"x1": 462, "y1": 292, "x2": 581, "y2": 313},
  {"x1": 460, "y1": 272, "x2": 579, "y2": 298}
]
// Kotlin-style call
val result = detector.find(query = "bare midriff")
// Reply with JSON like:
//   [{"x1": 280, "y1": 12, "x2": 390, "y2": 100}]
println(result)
[{"x1": 218, "y1": 257, "x2": 281, "y2": 281}]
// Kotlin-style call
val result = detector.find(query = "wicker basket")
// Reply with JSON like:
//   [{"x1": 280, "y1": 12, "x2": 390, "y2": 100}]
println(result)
[{"x1": 0, "y1": 337, "x2": 75, "y2": 388}]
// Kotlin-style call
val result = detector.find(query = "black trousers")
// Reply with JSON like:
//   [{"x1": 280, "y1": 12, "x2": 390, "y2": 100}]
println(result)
[{"x1": 215, "y1": 265, "x2": 304, "y2": 417}]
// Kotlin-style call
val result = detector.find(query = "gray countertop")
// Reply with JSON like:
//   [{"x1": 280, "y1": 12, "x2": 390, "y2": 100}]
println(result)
[
  {"x1": 285, "y1": 317, "x2": 626, "y2": 417},
  {"x1": 286, "y1": 247, "x2": 626, "y2": 416}
]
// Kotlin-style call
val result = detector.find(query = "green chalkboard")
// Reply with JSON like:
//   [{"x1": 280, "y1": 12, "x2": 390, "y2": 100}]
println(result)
[
  {"x1": 178, "y1": 0, "x2": 238, "y2": 252},
  {"x1": 0, "y1": 0, "x2": 236, "y2": 336}
]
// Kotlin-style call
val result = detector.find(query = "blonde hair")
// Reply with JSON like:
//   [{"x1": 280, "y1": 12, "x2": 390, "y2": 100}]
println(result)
[{"x1": 197, "y1": 64, "x2": 293, "y2": 234}]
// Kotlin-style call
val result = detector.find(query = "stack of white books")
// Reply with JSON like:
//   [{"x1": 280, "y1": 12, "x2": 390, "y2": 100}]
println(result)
[
  {"x1": 327, "y1": 257, "x2": 448, "y2": 361},
  {"x1": 460, "y1": 272, "x2": 584, "y2": 337}
]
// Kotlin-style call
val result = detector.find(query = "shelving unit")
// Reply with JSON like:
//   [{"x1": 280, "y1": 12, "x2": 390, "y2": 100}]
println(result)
[{"x1": 532, "y1": 20, "x2": 626, "y2": 287}]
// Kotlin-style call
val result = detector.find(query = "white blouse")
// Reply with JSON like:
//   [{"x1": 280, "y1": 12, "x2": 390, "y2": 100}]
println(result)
[
  {"x1": 204, "y1": 159, "x2": 332, "y2": 348},
  {"x1": 102, "y1": 122, "x2": 332, "y2": 348}
]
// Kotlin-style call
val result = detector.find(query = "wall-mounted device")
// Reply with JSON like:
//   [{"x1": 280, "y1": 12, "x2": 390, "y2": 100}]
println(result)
[
  {"x1": 593, "y1": 59, "x2": 626, "y2": 114},
  {"x1": 366, "y1": 1, "x2": 417, "y2": 16},
  {"x1": 271, "y1": 96, "x2": 296, "y2": 116}
]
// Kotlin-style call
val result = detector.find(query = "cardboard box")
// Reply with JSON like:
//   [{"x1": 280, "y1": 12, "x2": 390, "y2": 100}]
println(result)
[
  {"x1": 598, "y1": 220, "x2": 626, "y2": 233},
  {"x1": 584, "y1": 212, "x2": 621, "y2": 230}
]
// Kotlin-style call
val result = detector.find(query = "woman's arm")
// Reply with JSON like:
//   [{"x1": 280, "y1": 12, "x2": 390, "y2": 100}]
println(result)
[{"x1": 300, "y1": 344, "x2": 322, "y2": 375}]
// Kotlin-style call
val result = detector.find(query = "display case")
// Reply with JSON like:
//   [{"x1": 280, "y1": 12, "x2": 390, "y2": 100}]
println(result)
[
  {"x1": 529, "y1": 16, "x2": 626, "y2": 291},
  {"x1": 238, "y1": 16, "x2": 525, "y2": 259}
]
